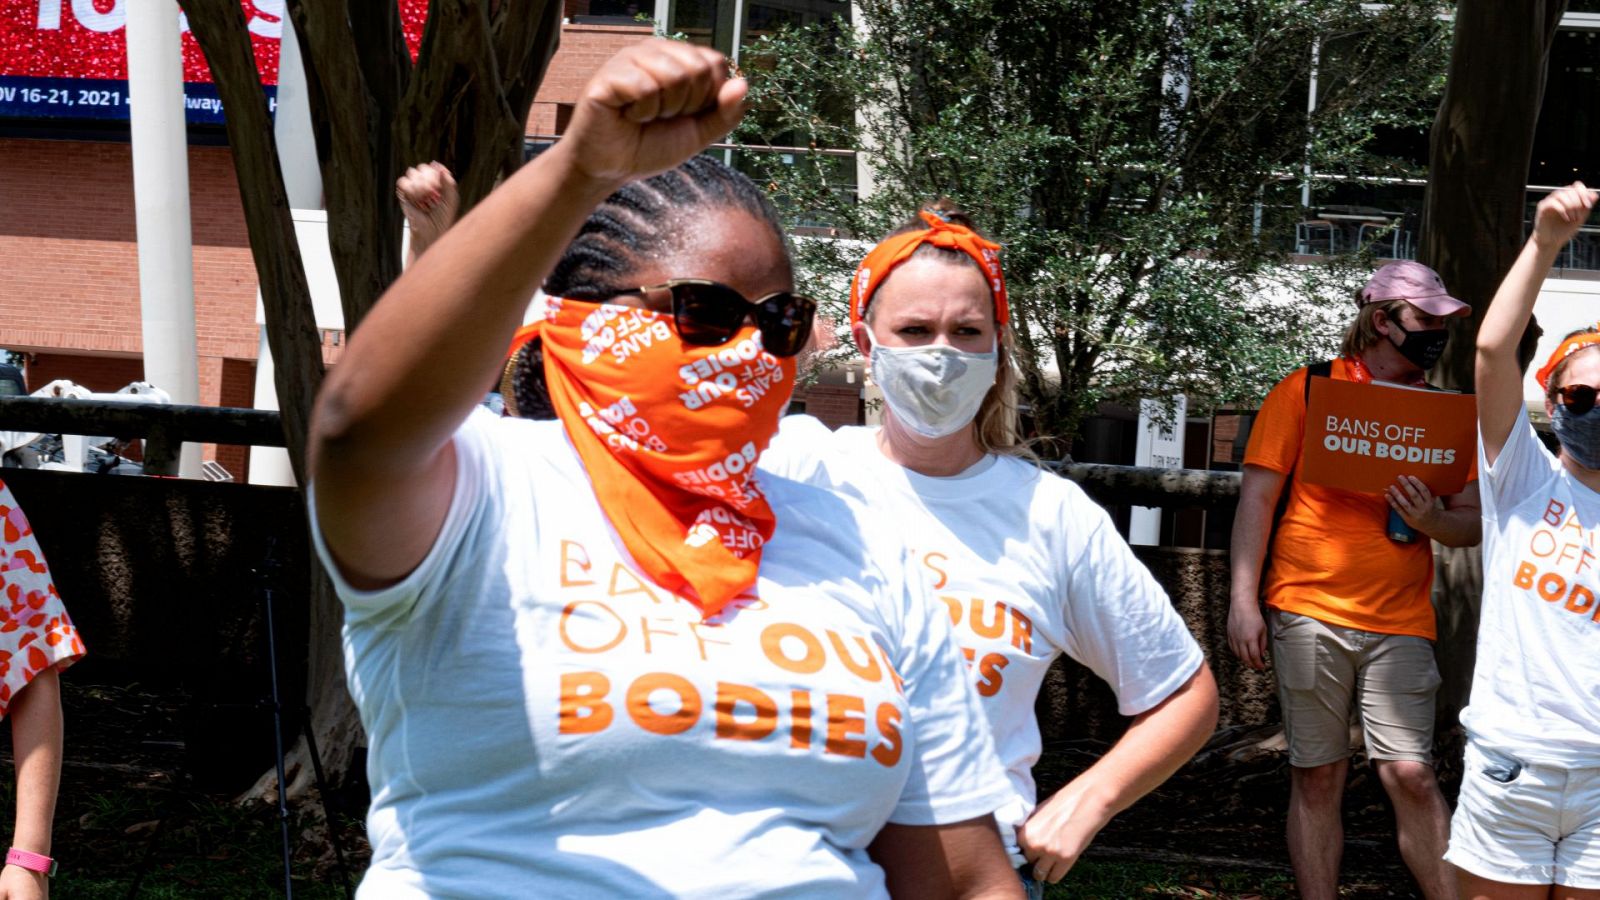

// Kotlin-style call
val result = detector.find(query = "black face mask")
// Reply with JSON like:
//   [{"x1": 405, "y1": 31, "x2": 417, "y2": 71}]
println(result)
[{"x1": 1386, "y1": 320, "x2": 1449, "y2": 370}]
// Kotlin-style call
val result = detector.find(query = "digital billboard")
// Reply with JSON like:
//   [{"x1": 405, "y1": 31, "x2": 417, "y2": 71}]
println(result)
[
  {"x1": 0, "y1": 1, "x2": 428, "y2": 127},
  {"x1": 0, "y1": 0, "x2": 287, "y2": 124}
]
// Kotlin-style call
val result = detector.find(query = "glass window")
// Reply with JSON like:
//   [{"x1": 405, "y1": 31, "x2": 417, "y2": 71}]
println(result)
[
  {"x1": 669, "y1": 0, "x2": 850, "y2": 58},
  {"x1": 742, "y1": 0, "x2": 849, "y2": 44},
  {"x1": 673, "y1": 0, "x2": 736, "y2": 50},
  {"x1": 1530, "y1": 28, "x2": 1600, "y2": 186},
  {"x1": 586, "y1": 0, "x2": 649, "y2": 17}
]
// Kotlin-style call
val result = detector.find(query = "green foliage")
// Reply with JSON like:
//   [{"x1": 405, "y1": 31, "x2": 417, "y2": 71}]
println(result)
[{"x1": 738, "y1": 0, "x2": 1450, "y2": 442}]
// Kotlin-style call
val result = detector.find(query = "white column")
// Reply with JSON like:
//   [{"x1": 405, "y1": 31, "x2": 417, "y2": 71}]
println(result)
[
  {"x1": 248, "y1": 8, "x2": 319, "y2": 486},
  {"x1": 274, "y1": 11, "x2": 320, "y2": 209},
  {"x1": 126, "y1": 0, "x2": 202, "y2": 477},
  {"x1": 249, "y1": 325, "x2": 296, "y2": 485}
]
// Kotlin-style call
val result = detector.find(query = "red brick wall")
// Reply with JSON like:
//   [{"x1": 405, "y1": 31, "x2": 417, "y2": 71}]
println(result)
[
  {"x1": 215, "y1": 358, "x2": 257, "y2": 481},
  {"x1": 796, "y1": 384, "x2": 861, "y2": 430},
  {"x1": 527, "y1": 22, "x2": 653, "y2": 135},
  {"x1": 0, "y1": 138, "x2": 260, "y2": 385},
  {"x1": 24, "y1": 353, "x2": 143, "y2": 394}
]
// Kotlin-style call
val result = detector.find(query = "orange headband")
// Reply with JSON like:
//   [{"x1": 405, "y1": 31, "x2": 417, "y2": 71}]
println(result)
[
  {"x1": 1536, "y1": 327, "x2": 1600, "y2": 391},
  {"x1": 849, "y1": 210, "x2": 1008, "y2": 332}
]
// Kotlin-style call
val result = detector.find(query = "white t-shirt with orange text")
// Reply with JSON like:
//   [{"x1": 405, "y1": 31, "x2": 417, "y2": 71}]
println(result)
[
  {"x1": 311, "y1": 410, "x2": 1010, "y2": 899},
  {"x1": 762, "y1": 417, "x2": 1205, "y2": 864},
  {"x1": 1462, "y1": 415, "x2": 1600, "y2": 764}
]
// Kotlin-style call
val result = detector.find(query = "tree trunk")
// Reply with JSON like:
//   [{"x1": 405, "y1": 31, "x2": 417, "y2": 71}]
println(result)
[
  {"x1": 185, "y1": 0, "x2": 564, "y2": 800},
  {"x1": 181, "y1": 1, "x2": 325, "y2": 472},
  {"x1": 181, "y1": 0, "x2": 361, "y2": 803},
  {"x1": 285, "y1": 0, "x2": 408, "y2": 334},
  {"x1": 1419, "y1": 0, "x2": 1567, "y2": 734}
]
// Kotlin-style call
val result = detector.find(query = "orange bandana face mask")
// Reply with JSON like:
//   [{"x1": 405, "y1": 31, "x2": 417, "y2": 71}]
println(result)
[
  {"x1": 523, "y1": 297, "x2": 794, "y2": 618},
  {"x1": 1536, "y1": 327, "x2": 1600, "y2": 390},
  {"x1": 849, "y1": 210, "x2": 1008, "y2": 332}
]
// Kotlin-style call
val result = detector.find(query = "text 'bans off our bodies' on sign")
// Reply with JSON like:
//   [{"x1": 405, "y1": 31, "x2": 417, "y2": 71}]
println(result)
[{"x1": 1300, "y1": 377, "x2": 1476, "y2": 496}]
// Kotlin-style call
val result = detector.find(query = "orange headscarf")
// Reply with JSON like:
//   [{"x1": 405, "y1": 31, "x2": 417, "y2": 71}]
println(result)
[
  {"x1": 517, "y1": 297, "x2": 794, "y2": 618},
  {"x1": 849, "y1": 210, "x2": 1008, "y2": 332},
  {"x1": 1536, "y1": 327, "x2": 1600, "y2": 390}
]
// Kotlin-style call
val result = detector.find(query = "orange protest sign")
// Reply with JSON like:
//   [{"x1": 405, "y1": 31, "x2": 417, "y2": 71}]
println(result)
[{"x1": 1300, "y1": 377, "x2": 1476, "y2": 495}]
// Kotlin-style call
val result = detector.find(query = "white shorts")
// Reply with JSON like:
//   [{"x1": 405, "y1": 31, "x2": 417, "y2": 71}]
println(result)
[{"x1": 1445, "y1": 741, "x2": 1600, "y2": 889}]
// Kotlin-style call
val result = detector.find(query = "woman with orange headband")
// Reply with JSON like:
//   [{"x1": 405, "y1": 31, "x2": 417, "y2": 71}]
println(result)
[
  {"x1": 308, "y1": 42, "x2": 1019, "y2": 897},
  {"x1": 1445, "y1": 182, "x2": 1600, "y2": 899},
  {"x1": 761, "y1": 203, "x2": 1219, "y2": 897}
]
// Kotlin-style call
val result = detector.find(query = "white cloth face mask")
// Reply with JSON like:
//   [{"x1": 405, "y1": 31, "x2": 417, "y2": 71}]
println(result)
[{"x1": 869, "y1": 338, "x2": 998, "y2": 438}]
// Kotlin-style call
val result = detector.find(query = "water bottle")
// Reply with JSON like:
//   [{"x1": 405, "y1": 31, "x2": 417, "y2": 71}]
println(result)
[{"x1": 1387, "y1": 507, "x2": 1417, "y2": 543}]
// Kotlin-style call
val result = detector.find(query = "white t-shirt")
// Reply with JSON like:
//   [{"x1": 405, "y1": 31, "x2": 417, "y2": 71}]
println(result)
[
  {"x1": 1461, "y1": 415, "x2": 1600, "y2": 765},
  {"x1": 762, "y1": 416, "x2": 1205, "y2": 862},
  {"x1": 310, "y1": 410, "x2": 1011, "y2": 899}
]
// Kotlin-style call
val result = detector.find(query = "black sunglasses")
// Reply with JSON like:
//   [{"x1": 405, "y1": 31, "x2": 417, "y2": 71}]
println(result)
[
  {"x1": 611, "y1": 280, "x2": 816, "y2": 357},
  {"x1": 1558, "y1": 383, "x2": 1599, "y2": 416}
]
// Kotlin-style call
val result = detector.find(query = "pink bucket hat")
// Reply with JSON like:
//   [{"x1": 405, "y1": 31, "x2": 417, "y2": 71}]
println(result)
[{"x1": 1357, "y1": 261, "x2": 1470, "y2": 317}]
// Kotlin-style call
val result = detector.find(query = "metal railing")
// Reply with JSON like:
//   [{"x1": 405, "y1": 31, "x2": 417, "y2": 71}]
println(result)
[
  {"x1": 0, "y1": 398, "x2": 1254, "y2": 510},
  {"x1": 0, "y1": 397, "x2": 284, "y2": 477}
]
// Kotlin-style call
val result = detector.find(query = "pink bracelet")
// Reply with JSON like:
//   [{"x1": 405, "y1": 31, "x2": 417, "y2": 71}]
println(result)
[{"x1": 5, "y1": 848, "x2": 55, "y2": 877}]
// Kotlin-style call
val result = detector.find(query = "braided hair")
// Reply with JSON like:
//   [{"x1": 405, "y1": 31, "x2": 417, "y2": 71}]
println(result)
[
  {"x1": 503, "y1": 154, "x2": 789, "y2": 418},
  {"x1": 545, "y1": 154, "x2": 787, "y2": 299}
]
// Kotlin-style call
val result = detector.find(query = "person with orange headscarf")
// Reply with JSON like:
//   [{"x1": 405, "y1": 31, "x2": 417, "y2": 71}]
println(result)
[
  {"x1": 1446, "y1": 182, "x2": 1600, "y2": 899},
  {"x1": 760, "y1": 202, "x2": 1219, "y2": 898},
  {"x1": 307, "y1": 40, "x2": 1018, "y2": 899}
]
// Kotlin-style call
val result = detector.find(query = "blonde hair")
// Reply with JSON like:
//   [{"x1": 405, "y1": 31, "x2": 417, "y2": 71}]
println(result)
[
  {"x1": 1339, "y1": 298, "x2": 1408, "y2": 359},
  {"x1": 868, "y1": 200, "x2": 1029, "y2": 458},
  {"x1": 975, "y1": 326, "x2": 1027, "y2": 457},
  {"x1": 1547, "y1": 326, "x2": 1600, "y2": 404}
]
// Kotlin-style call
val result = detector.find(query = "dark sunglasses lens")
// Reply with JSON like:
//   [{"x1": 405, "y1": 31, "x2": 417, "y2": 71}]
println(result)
[
  {"x1": 1565, "y1": 385, "x2": 1598, "y2": 415},
  {"x1": 673, "y1": 283, "x2": 746, "y2": 346},
  {"x1": 755, "y1": 294, "x2": 816, "y2": 357}
]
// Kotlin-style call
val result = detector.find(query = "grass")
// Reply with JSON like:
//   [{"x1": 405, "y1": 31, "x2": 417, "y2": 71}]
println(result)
[
  {"x1": 53, "y1": 788, "x2": 361, "y2": 899},
  {"x1": 1049, "y1": 860, "x2": 1298, "y2": 899},
  {"x1": 37, "y1": 682, "x2": 1422, "y2": 897}
]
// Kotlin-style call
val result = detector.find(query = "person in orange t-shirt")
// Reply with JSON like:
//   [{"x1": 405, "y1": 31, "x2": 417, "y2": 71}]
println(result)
[{"x1": 1228, "y1": 260, "x2": 1482, "y2": 900}]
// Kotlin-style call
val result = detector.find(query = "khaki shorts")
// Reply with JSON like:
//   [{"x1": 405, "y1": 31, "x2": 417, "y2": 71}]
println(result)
[{"x1": 1269, "y1": 609, "x2": 1440, "y2": 768}]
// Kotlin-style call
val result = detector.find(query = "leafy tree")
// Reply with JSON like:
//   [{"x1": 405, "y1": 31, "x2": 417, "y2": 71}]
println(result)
[
  {"x1": 740, "y1": 0, "x2": 1451, "y2": 446},
  {"x1": 181, "y1": 0, "x2": 563, "y2": 796}
]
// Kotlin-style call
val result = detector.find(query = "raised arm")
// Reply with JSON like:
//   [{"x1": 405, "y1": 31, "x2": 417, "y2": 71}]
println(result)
[
  {"x1": 397, "y1": 162, "x2": 459, "y2": 268},
  {"x1": 1477, "y1": 182, "x2": 1595, "y2": 465},
  {"x1": 310, "y1": 40, "x2": 747, "y2": 589}
]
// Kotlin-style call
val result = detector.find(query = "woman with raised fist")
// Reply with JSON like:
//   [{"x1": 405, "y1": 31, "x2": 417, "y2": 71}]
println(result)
[{"x1": 309, "y1": 40, "x2": 1017, "y2": 898}]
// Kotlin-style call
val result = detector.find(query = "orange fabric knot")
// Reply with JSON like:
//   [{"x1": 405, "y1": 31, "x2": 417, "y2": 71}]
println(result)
[
  {"x1": 1535, "y1": 327, "x2": 1600, "y2": 391},
  {"x1": 849, "y1": 210, "x2": 1007, "y2": 332}
]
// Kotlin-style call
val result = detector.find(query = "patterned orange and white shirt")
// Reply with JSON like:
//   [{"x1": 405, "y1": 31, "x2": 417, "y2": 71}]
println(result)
[{"x1": 0, "y1": 479, "x2": 85, "y2": 716}]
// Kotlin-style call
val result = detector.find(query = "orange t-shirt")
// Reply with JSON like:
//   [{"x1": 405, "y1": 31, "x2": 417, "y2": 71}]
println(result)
[{"x1": 1243, "y1": 360, "x2": 1474, "y2": 640}]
